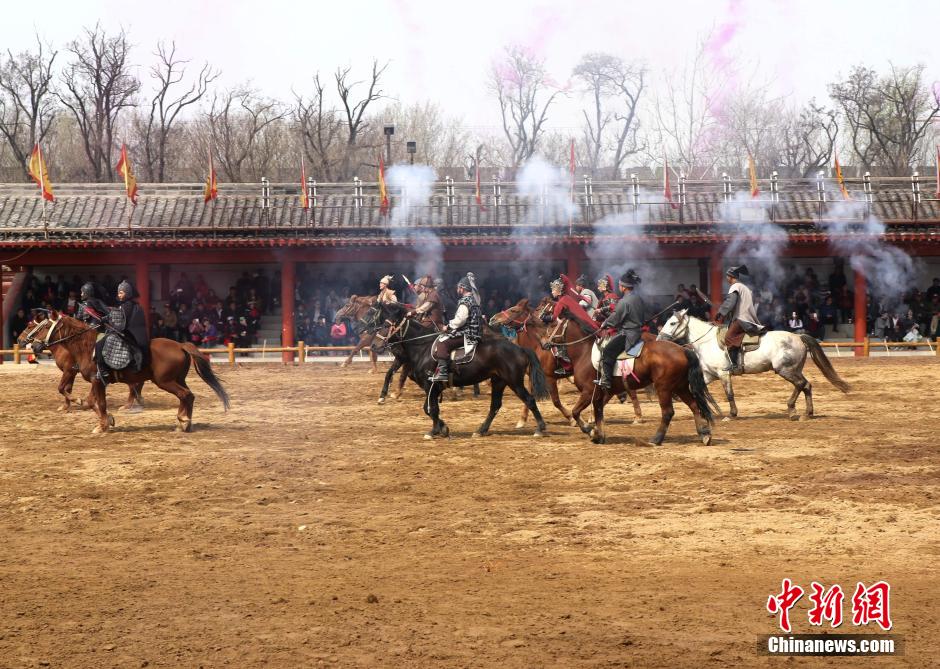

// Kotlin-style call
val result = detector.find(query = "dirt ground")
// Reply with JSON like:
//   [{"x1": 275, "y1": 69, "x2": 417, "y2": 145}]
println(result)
[{"x1": 0, "y1": 357, "x2": 937, "y2": 668}]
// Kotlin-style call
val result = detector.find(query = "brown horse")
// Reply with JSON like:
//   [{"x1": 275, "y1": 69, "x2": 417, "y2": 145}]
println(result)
[
  {"x1": 540, "y1": 300, "x2": 715, "y2": 445},
  {"x1": 489, "y1": 298, "x2": 643, "y2": 428},
  {"x1": 334, "y1": 295, "x2": 381, "y2": 373},
  {"x1": 17, "y1": 317, "x2": 144, "y2": 412},
  {"x1": 29, "y1": 311, "x2": 230, "y2": 433},
  {"x1": 335, "y1": 295, "x2": 412, "y2": 403}
]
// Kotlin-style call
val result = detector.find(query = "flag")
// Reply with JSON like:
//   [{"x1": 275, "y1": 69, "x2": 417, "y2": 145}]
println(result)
[
  {"x1": 115, "y1": 143, "x2": 138, "y2": 205},
  {"x1": 748, "y1": 154, "x2": 759, "y2": 198},
  {"x1": 834, "y1": 153, "x2": 851, "y2": 200},
  {"x1": 935, "y1": 145, "x2": 939, "y2": 197},
  {"x1": 27, "y1": 144, "x2": 54, "y2": 202},
  {"x1": 300, "y1": 155, "x2": 309, "y2": 209},
  {"x1": 569, "y1": 138, "x2": 576, "y2": 202},
  {"x1": 204, "y1": 150, "x2": 218, "y2": 203},
  {"x1": 378, "y1": 155, "x2": 389, "y2": 215},
  {"x1": 663, "y1": 155, "x2": 677, "y2": 209},
  {"x1": 474, "y1": 153, "x2": 487, "y2": 212}
]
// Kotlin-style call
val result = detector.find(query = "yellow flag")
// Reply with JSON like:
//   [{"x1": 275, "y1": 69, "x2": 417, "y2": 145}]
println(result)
[
  {"x1": 115, "y1": 143, "x2": 138, "y2": 205},
  {"x1": 27, "y1": 144, "x2": 55, "y2": 202},
  {"x1": 834, "y1": 154, "x2": 851, "y2": 200}
]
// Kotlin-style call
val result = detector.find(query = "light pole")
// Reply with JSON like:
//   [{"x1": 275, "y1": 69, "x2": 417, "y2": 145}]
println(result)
[
  {"x1": 406, "y1": 141, "x2": 416, "y2": 165},
  {"x1": 383, "y1": 125, "x2": 394, "y2": 164}
]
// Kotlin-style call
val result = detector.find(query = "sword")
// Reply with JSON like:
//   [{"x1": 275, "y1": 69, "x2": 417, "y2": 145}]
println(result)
[{"x1": 401, "y1": 274, "x2": 415, "y2": 292}]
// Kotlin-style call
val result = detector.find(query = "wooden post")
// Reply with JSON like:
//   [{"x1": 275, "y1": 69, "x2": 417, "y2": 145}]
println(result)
[
  {"x1": 863, "y1": 337, "x2": 870, "y2": 358},
  {"x1": 281, "y1": 258, "x2": 296, "y2": 364},
  {"x1": 227, "y1": 341, "x2": 236, "y2": 367},
  {"x1": 853, "y1": 268, "x2": 867, "y2": 357},
  {"x1": 13, "y1": 343, "x2": 20, "y2": 364},
  {"x1": 935, "y1": 338, "x2": 940, "y2": 357},
  {"x1": 298, "y1": 340, "x2": 306, "y2": 364},
  {"x1": 709, "y1": 252, "x2": 724, "y2": 318}
]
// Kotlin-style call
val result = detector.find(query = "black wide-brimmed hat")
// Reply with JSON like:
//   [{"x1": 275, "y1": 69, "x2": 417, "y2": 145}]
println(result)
[{"x1": 619, "y1": 269, "x2": 641, "y2": 288}]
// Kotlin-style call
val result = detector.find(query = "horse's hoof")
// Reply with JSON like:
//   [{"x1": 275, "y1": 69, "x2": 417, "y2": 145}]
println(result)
[
  {"x1": 533, "y1": 430, "x2": 545, "y2": 438},
  {"x1": 722, "y1": 416, "x2": 732, "y2": 423},
  {"x1": 632, "y1": 419, "x2": 642, "y2": 426},
  {"x1": 701, "y1": 433, "x2": 712, "y2": 446},
  {"x1": 391, "y1": 393, "x2": 401, "y2": 401},
  {"x1": 514, "y1": 421, "x2": 526, "y2": 429},
  {"x1": 424, "y1": 433, "x2": 433, "y2": 440},
  {"x1": 440, "y1": 425, "x2": 450, "y2": 438},
  {"x1": 472, "y1": 431, "x2": 485, "y2": 438},
  {"x1": 377, "y1": 397, "x2": 385, "y2": 405},
  {"x1": 801, "y1": 414, "x2": 813, "y2": 421},
  {"x1": 590, "y1": 432, "x2": 605, "y2": 444},
  {"x1": 649, "y1": 437, "x2": 664, "y2": 446},
  {"x1": 108, "y1": 415, "x2": 115, "y2": 427},
  {"x1": 789, "y1": 414, "x2": 800, "y2": 422},
  {"x1": 92, "y1": 425, "x2": 108, "y2": 434},
  {"x1": 579, "y1": 423, "x2": 592, "y2": 435}
]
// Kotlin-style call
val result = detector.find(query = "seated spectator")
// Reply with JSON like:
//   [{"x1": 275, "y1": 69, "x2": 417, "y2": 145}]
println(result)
[
  {"x1": 10, "y1": 308, "x2": 29, "y2": 341},
  {"x1": 903, "y1": 323, "x2": 923, "y2": 345},
  {"x1": 873, "y1": 312, "x2": 889, "y2": 340},
  {"x1": 805, "y1": 310, "x2": 823, "y2": 340},
  {"x1": 152, "y1": 316, "x2": 166, "y2": 340},
  {"x1": 202, "y1": 320, "x2": 220, "y2": 347},
  {"x1": 819, "y1": 296, "x2": 837, "y2": 328},
  {"x1": 188, "y1": 317, "x2": 206, "y2": 344},
  {"x1": 926, "y1": 278, "x2": 940, "y2": 302},
  {"x1": 312, "y1": 316, "x2": 330, "y2": 346},
  {"x1": 788, "y1": 312, "x2": 805, "y2": 334}
]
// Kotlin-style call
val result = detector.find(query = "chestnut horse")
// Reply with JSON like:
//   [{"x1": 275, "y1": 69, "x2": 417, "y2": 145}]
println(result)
[
  {"x1": 490, "y1": 298, "x2": 644, "y2": 428},
  {"x1": 17, "y1": 316, "x2": 144, "y2": 412},
  {"x1": 539, "y1": 301, "x2": 715, "y2": 445},
  {"x1": 29, "y1": 312, "x2": 230, "y2": 433}
]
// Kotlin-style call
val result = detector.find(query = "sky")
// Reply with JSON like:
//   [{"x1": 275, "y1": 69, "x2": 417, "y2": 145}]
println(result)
[{"x1": 2, "y1": 0, "x2": 938, "y2": 131}]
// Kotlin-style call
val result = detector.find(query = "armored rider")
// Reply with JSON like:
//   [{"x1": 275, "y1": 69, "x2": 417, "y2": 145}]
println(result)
[
  {"x1": 77, "y1": 282, "x2": 110, "y2": 324},
  {"x1": 377, "y1": 275, "x2": 398, "y2": 304},
  {"x1": 597, "y1": 269, "x2": 645, "y2": 390},
  {"x1": 430, "y1": 273, "x2": 482, "y2": 382},
  {"x1": 408, "y1": 275, "x2": 445, "y2": 328},
  {"x1": 714, "y1": 264, "x2": 763, "y2": 375},
  {"x1": 595, "y1": 274, "x2": 620, "y2": 321},
  {"x1": 574, "y1": 274, "x2": 599, "y2": 317}
]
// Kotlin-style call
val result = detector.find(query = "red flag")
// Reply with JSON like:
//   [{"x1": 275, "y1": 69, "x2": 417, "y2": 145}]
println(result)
[
  {"x1": 300, "y1": 155, "x2": 309, "y2": 209},
  {"x1": 378, "y1": 155, "x2": 389, "y2": 215},
  {"x1": 569, "y1": 138, "x2": 576, "y2": 201},
  {"x1": 663, "y1": 155, "x2": 677, "y2": 209},
  {"x1": 204, "y1": 150, "x2": 218, "y2": 203},
  {"x1": 474, "y1": 158, "x2": 487, "y2": 211},
  {"x1": 115, "y1": 143, "x2": 138, "y2": 205},
  {"x1": 935, "y1": 145, "x2": 940, "y2": 197},
  {"x1": 834, "y1": 153, "x2": 851, "y2": 200},
  {"x1": 27, "y1": 144, "x2": 54, "y2": 202}
]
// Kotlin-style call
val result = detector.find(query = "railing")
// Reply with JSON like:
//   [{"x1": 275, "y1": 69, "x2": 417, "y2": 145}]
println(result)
[{"x1": 3, "y1": 338, "x2": 939, "y2": 364}]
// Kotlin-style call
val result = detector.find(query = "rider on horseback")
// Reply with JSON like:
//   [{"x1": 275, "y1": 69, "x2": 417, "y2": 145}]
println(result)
[
  {"x1": 377, "y1": 275, "x2": 398, "y2": 304},
  {"x1": 597, "y1": 270, "x2": 645, "y2": 390},
  {"x1": 574, "y1": 275, "x2": 599, "y2": 317},
  {"x1": 408, "y1": 275, "x2": 445, "y2": 328},
  {"x1": 595, "y1": 274, "x2": 619, "y2": 321},
  {"x1": 92, "y1": 280, "x2": 150, "y2": 385},
  {"x1": 714, "y1": 264, "x2": 763, "y2": 376},
  {"x1": 77, "y1": 282, "x2": 110, "y2": 324},
  {"x1": 430, "y1": 273, "x2": 482, "y2": 382}
]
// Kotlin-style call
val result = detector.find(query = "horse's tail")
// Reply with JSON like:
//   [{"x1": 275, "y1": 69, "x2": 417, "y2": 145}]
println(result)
[
  {"x1": 683, "y1": 348, "x2": 714, "y2": 425},
  {"x1": 522, "y1": 347, "x2": 550, "y2": 401},
  {"x1": 181, "y1": 342, "x2": 231, "y2": 411},
  {"x1": 800, "y1": 334, "x2": 850, "y2": 393}
]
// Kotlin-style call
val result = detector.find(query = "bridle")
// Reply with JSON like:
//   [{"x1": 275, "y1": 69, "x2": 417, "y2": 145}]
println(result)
[
  {"x1": 27, "y1": 314, "x2": 98, "y2": 351},
  {"x1": 490, "y1": 307, "x2": 530, "y2": 332}
]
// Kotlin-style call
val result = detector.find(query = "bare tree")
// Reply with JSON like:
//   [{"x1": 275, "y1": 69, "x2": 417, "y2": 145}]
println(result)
[
  {"x1": 335, "y1": 60, "x2": 388, "y2": 179},
  {"x1": 294, "y1": 74, "x2": 344, "y2": 181},
  {"x1": 829, "y1": 64, "x2": 940, "y2": 175},
  {"x1": 58, "y1": 24, "x2": 140, "y2": 181},
  {"x1": 778, "y1": 102, "x2": 838, "y2": 177},
  {"x1": 138, "y1": 41, "x2": 219, "y2": 182},
  {"x1": 573, "y1": 52, "x2": 645, "y2": 178},
  {"x1": 0, "y1": 36, "x2": 58, "y2": 180},
  {"x1": 206, "y1": 87, "x2": 287, "y2": 182},
  {"x1": 490, "y1": 45, "x2": 563, "y2": 169}
]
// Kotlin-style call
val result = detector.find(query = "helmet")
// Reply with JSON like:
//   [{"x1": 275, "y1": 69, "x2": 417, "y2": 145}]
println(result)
[
  {"x1": 457, "y1": 276, "x2": 473, "y2": 292},
  {"x1": 80, "y1": 282, "x2": 94, "y2": 301},
  {"x1": 414, "y1": 275, "x2": 432, "y2": 291},
  {"x1": 117, "y1": 280, "x2": 136, "y2": 300},
  {"x1": 619, "y1": 270, "x2": 641, "y2": 289},
  {"x1": 596, "y1": 276, "x2": 609, "y2": 291},
  {"x1": 549, "y1": 277, "x2": 564, "y2": 293},
  {"x1": 379, "y1": 275, "x2": 393, "y2": 287},
  {"x1": 726, "y1": 264, "x2": 749, "y2": 279},
  {"x1": 432, "y1": 277, "x2": 444, "y2": 290}
]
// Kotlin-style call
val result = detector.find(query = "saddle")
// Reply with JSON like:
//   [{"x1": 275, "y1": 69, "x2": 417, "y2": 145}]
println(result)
[
  {"x1": 716, "y1": 326, "x2": 764, "y2": 353},
  {"x1": 591, "y1": 339, "x2": 643, "y2": 382},
  {"x1": 598, "y1": 337, "x2": 644, "y2": 360},
  {"x1": 450, "y1": 342, "x2": 478, "y2": 365}
]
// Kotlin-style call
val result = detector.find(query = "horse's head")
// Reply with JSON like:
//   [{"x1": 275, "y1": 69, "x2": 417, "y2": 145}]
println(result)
[
  {"x1": 489, "y1": 298, "x2": 532, "y2": 330},
  {"x1": 26, "y1": 309, "x2": 64, "y2": 354},
  {"x1": 657, "y1": 308, "x2": 690, "y2": 343},
  {"x1": 369, "y1": 302, "x2": 410, "y2": 353}
]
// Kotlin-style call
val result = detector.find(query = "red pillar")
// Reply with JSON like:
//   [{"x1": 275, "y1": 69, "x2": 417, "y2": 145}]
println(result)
[
  {"x1": 136, "y1": 259, "x2": 151, "y2": 332},
  {"x1": 854, "y1": 267, "x2": 867, "y2": 356},
  {"x1": 281, "y1": 258, "x2": 296, "y2": 364},
  {"x1": 565, "y1": 245, "x2": 581, "y2": 280},
  {"x1": 709, "y1": 252, "x2": 724, "y2": 318}
]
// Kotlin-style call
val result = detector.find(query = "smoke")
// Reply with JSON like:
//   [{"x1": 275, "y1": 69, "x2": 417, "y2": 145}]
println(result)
[
  {"x1": 386, "y1": 164, "x2": 442, "y2": 280},
  {"x1": 719, "y1": 191, "x2": 789, "y2": 295},
  {"x1": 821, "y1": 200, "x2": 918, "y2": 307}
]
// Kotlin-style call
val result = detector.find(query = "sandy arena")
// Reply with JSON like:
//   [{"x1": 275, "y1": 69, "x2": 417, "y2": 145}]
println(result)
[{"x1": 0, "y1": 357, "x2": 937, "y2": 668}]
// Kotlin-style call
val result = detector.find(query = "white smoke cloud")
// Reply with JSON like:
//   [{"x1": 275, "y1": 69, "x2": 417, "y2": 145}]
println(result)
[
  {"x1": 719, "y1": 191, "x2": 789, "y2": 294},
  {"x1": 386, "y1": 164, "x2": 443, "y2": 280}
]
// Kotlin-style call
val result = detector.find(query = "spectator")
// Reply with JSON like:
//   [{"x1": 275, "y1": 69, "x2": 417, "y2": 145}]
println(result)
[
  {"x1": 10, "y1": 308, "x2": 29, "y2": 340},
  {"x1": 188, "y1": 316, "x2": 205, "y2": 344},
  {"x1": 873, "y1": 312, "x2": 889, "y2": 340},
  {"x1": 312, "y1": 316, "x2": 330, "y2": 346},
  {"x1": 788, "y1": 312, "x2": 804, "y2": 334},
  {"x1": 926, "y1": 278, "x2": 940, "y2": 302}
]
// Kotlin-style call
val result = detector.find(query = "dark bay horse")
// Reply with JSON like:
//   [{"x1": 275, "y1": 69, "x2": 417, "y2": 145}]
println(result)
[
  {"x1": 490, "y1": 298, "x2": 644, "y2": 428},
  {"x1": 335, "y1": 295, "x2": 412, "y2": 403},
  {"x1": 29, "y1": 312, "x2": 230, "y2": 433},
  {"x1": 540, "y1": 303, "x2": 715, "y2": 446},
  {"x1": 17, "y1": 316, "x2": 143, "y2": 412},
  {"x1": 372, "y1": 302, "x2": 549, "y2": 439}
]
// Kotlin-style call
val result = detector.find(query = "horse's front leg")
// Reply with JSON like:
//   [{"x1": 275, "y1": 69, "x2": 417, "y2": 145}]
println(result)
[
  {"x1": 340, "y1": 336, "x2": 361, "y2": 368},
  {"x1": 392, "y1": 362, "x2": 410, "y2": 400},
  {"x1": 424, "y1": 383, "x2": 448, "y2": 439},
  {"x1": 719, "y1": 372, "x2": 737, "y2": 419},
  {"x1": 58, "y1": 369, "x2": 75, "y2": 411},
  {"x1": 590, "y1": 391, "x2": 607, "y2": 444},
  {"x1": 378, "y1": 359, "x2": 401, "y2": 404},
  {"x1": 367, "y1": 335, "x2": 379, "y2": 373},
  {"x1": 571, "y1": 386, "x2": 596, "y2": 434}
]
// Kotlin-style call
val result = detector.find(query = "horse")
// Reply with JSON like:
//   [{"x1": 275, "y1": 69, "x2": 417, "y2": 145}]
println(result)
[
  {"x1": 28, "y1": 311, "x2": 230, "y2": 433},
  {"x1": 489, "y1": 298, "x2": 644, "y2": 428},
  {"x1": 17, "y1": 316, "x2": 144, "y2": 412},
  {"x1": 371, "y1": 302, "x2": 549, "y2": 439},
  {"x1": 538, "y1": 301, "x2": 714, "y2": 445},
  {"x1": 334, "y1": 295, "x2": 383, "y2": 373},
  {"x1": 335, "y1": 295, "x2": 412, "y2": 403},
  {"x1": 657, "y1": 309, "x2": 850, "y2": 420}
]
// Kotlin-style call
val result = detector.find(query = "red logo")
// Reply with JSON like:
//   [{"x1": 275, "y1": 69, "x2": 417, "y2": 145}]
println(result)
[
  {"x1": 767, "y1": 579, "x2": 804, "y2": 633},
  {"x1": 767, "y1": 579, "x2": 892, "y2": 632}
]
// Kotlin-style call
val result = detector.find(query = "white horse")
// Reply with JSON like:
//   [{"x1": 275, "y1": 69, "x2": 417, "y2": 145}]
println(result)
[{"x1": 657, "y1": 309, "x2": 850, "y2": 420}]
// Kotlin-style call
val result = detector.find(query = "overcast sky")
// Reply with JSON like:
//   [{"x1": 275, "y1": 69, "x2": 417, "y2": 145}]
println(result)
[{"x1": 3, "y1": 0, "x2": 938, "y2": 130}]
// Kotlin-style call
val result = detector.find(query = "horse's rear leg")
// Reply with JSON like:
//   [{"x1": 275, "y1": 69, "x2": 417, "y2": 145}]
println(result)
[
  {"x1": 571, "y1": 386, "x2": 596, "y2": 434},
  {"x1": 628, "y1": 387, "x2": 642, "y2": 424},
  {"x1": 509, "y1": 381, "x2": 547, "y2": 436},
  {"x1": 515, "y1": 377, "x2": 531, "y2": 429},
  {"x1": 392, "y1": 363, "x2": 409, "y2": 400},
  {"x1": 778, "y1": 369, "x2": 812, "y2": 420},
  {"x1": 475, "y1": 378, "x2": 506, "y2": 437},
  {"x1": 676, "y1": 388, "x2": 712, "y2": 446},
  {"x1": 155, "y1": 378, "x2": 195, "y2": 432},
  {"x1": 369, "y1": 345, "x2": 378, "y2": 374},
  {"x1": 650, "y1": 385, "x2": 676, "y2": 445}
]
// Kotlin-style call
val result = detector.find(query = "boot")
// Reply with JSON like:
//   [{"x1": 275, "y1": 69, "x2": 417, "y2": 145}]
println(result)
[
  {"x1": 429, "y1": 359, "x2": 450, "y2": 382},
  {"x1": 595, "y1": 358, "x2": 615, "y2": 389},
  {"x1": 97, "y1": 366, "x2": 111, "y2": 386},
  {"x1": 554, "y1": 347, "x2": 572, "y2": 377},
  {"x1": 724, "y1": 347, "x2": 743, "y2": 375}
]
